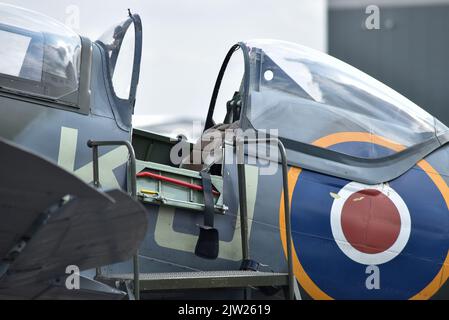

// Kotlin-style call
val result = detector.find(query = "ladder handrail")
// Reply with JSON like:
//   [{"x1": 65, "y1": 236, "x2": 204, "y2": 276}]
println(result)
[
  {"x1": 87, "y1": 140, "x2": 140, "y2": 300},
  {"x1": 235, "y1": 136, "x2": 295, "y2": 300},
  {"x1": 87, "y1": 138, "x2": 294, "y2": 300}
]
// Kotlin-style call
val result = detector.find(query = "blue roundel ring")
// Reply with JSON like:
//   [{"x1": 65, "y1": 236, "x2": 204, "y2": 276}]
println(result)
[{"x1": 279, "y1": 132, "x2": 449, "y2": 300}]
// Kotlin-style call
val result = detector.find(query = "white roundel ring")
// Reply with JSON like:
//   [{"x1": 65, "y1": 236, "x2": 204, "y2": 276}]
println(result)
[{"x1": 330, "y1": 182, "x2": 411, "y2": 265}]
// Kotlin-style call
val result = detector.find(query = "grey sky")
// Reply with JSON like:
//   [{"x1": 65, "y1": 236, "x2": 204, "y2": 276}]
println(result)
[{"x1": 3, "y1": 0, "x2": 327, "y2": 120}]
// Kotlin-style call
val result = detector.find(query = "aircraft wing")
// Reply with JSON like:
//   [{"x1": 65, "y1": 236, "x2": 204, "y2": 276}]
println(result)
[{"x1": 0, "y1": 138, "x2": 148, "y2": 290}]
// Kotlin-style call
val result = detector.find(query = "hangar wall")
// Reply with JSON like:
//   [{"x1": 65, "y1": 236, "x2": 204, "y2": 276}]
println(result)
[{"x1": 329, "y1": 0, "x2": 449, "y2": 125}]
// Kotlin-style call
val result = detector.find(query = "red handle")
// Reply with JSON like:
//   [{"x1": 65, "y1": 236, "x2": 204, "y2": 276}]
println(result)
[{"x1": 137, "y1": 171, "x2": 220, "y2": 196}]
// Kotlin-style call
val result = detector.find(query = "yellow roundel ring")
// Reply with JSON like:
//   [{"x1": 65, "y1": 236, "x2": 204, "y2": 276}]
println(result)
[{"x1": 279, "y1": 132, "x2": 449, "y2": 300}]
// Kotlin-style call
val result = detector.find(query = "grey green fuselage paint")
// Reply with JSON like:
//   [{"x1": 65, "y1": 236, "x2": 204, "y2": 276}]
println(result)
[{"x1": 0, "y1": 42, "x2": 132, "y2": 190}]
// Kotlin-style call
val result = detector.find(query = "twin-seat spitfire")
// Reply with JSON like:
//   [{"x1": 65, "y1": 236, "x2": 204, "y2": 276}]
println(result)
[{"x1": 0, "y1": 3, "x2": 448, "y2": 300}]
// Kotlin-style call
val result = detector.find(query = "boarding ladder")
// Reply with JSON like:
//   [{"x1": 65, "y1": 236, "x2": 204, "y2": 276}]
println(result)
[{"x1": 87, "y1": 137, "x2": 295, "y2": 300}]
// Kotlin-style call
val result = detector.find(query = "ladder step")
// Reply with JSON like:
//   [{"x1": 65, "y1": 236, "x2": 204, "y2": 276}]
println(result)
[{"x1": 99, "y1": 271, "x2": 288, "y2": 291}]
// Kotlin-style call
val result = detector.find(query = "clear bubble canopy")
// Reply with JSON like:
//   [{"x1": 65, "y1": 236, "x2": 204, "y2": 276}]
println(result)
[{"x1": 243, "y1": 39, "x2": 448, "y2": 157}]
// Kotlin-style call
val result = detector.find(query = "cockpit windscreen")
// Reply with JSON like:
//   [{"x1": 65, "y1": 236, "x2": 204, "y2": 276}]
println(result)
[{"x1": 244, "y1": 39, "x2": 448, "y2": 158}]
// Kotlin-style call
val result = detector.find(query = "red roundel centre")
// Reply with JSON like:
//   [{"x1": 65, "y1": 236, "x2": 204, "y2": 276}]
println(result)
[{"x1": 341, "y1": 189, "x2": 401, "y2": 254}]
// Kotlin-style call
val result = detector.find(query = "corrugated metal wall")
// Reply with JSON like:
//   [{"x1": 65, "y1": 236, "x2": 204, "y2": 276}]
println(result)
[{"x1": 329, "y1": 5, "x2": 449, "y2": 125}]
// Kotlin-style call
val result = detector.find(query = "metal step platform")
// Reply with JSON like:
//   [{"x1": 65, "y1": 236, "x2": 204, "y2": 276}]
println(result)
[{"x1": 99, "y1": 271, "x2": 288, "y2": 291}]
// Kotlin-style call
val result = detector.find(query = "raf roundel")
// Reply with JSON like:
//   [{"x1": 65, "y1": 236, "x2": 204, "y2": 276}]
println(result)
[
  {"x1": 279, "y1": 132, "x2": 449, "y2": 300},
  {"x1": 330, "y1": 182, "x2": 411, "y2": 266}
]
